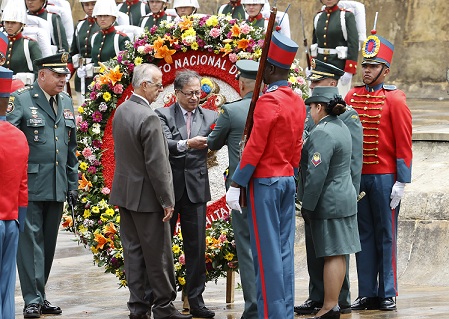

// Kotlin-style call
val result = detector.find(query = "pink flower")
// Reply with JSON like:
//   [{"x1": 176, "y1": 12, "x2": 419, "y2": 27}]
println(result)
[
  {"x1": 240, "y1": 24, "x2": 251, "y2": 35},
  {"x1": 87, "y1": 166, "x2": 97, "y2": 174},
  {"x1": 79, "y1": 121, "x2": 89, "y2": 132},
  {"x1": 90, "y1": 91, "x2": 98, "y2": 100},
  {"x1": 92, "y1": 111, "x2": 102, "y2": 123},
  {"x1": 228, "y1": 53, "x2": 238, "y2": 63},
  {"x1": 75, "y1": 115, "x2": 83, "y2": 126},
  {"x1": 179, "y1": 254, "x2": 185, "y2": 265},
  {"x1": 101, "y1": 187, "x2": 111, "y2": 195},
  {"x1": 113, "y1": 84, "x2": 124, "y2": 94},
  {"x1": 297, "y1": 77, "x2": 305, "y2": 85},
  {"x1": 209, "y1": 28, "x2": 220, "y2": 39},
  {"x1": 82, "y1": 147, "x2": 93, "y2": 158},
  {"x1": 219, "y1": 234, "x2": 227, "y2": 242}
]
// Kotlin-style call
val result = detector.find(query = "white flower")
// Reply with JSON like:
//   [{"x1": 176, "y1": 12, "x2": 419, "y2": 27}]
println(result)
[
  {"x1": 92, "y1": 123, "x2": 101, "y2": 135},
  {"x1": 137, "y1": 46, "x2": 146, "y2": 54}
]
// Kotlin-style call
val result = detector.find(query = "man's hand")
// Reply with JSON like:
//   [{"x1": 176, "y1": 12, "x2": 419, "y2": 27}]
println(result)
[
  {"x1": 226, "y1": 186, "x2": 242, "y2": 213},
  {"x1": 187, "y1": 136, "x2": 208, "y2": 149},
  {"x1": 390, "y1": 181, "x2": 406, "y2": 209},
  {"x1": 67, "y1": 190, "x2": 79, "y2": 206},
  {"x1": 340, "y1": 72, "x2": 353, "y2": 85},
  {"x1": 163, "y1": 206, "x2": 174, "y2": 222}
]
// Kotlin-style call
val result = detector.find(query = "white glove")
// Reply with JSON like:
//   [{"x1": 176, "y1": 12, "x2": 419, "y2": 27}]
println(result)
[
  {"x1": 339, "y1": 72, "x2": 353, "y2": 86},
  {"x1": 305, "y1": 67, "x2": 312, "y2": 78},
  {"x1": 226, "y1": 186, "x2": 242, "y2": 213},
  {"x1": 77, "y1": 66, "x2": 86, "y2": 79},
  {"x1": 390, "y1": 181, "x2": 406, "y2": 209}
]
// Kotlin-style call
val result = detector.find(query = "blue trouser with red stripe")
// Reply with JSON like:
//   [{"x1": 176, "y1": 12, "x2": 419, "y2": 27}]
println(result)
[
  {"x1": 247, "y1": 176, "x2": 296, "y2": 319},
  {"x1": 355, "y1": 174, "x2": 399, "y2": 298}
]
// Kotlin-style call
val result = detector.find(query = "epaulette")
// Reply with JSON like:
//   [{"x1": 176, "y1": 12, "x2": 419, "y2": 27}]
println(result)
[
  {"x1": 383, "y1": 84, "x2": 397, "y2": 91},
  {"x1": 60, "y1": 91, "x2": 71, "y2": 98},
  {"x1": 16, "y1": 86, "x2": 32, "y2": 94},
  {"x1": 224, "y1": 98, "x2": 242, "y2": 105}
]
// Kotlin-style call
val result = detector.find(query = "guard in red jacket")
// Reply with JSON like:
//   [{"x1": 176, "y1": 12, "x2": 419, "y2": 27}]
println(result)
[
  {"x1": 226, "y1": 32, "x2": 306, "y2": 319},
  {"x1": 0, "y1": 65, "x2": 29, "y2": 319},
  {"x1": 346, "y1": 30, "x2": 412, "y2": 312}
]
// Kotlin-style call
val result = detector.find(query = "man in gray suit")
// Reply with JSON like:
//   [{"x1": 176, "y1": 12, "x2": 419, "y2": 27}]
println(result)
[
  {"x1": 155, "y1": 70, "x2": 217, "y2": 319},
  {"x1": 109, "y1": 63, "x2": 192, "y2": 319},
  {"x1": 207, "y1": 60, "x2": 258, "y2": 319}
]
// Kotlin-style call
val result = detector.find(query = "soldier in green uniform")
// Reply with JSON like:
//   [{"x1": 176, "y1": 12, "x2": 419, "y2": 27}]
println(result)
[
  {"x1": 208, "y1": 60, "x2": 259, "y2": 319},
  {"x1": 241, "y1": 0, "x2": 267, "y2": 29},
  {"x1": 218, "y1": 0, "x2": 246, "y2": 20},
  {"x1": 2, "y1": 1, "x2": 42, "y2": 84},
  {"x1": 7, "y1": 52, "x2": 78, "y2": 319},
  {"x1": 91, "y1": 0, "x2": 130, "y2": 68},
  {"x1": 139, "y1": 0, "x2": 172, "y2": 30},
  {"x1": 25, "y1": 0, "x2": 69, "y2": 52},
  {"x1": 117, "y1": 0, "x2": 150, "y2": 26},
  {"x1": 311, "y1": 0, "x2": 359, "y2": 97},
  {"x1": 71, "y1": 0, "x2": 100, "y2": 103},
  {"x1": 295, "y1": 59, "x2": 363, "y2": 317},
  {"x1": 298, "y1": 86, "x2": 361, "y2": 319}
]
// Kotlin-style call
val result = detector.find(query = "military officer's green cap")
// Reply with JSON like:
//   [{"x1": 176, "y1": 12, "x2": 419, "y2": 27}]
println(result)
[
  {"x1": 34, "y1": 52, "x2": 71, "y2": 74},
  {"x1": 305, "y1": 86, "x2": 341, "y2": 105},
  {"x1": 235, "y1": 60, "x2": 259, "y2": 80},
  {"x1": 308, "y1": 59, "x2": 345, "y2": 81}
]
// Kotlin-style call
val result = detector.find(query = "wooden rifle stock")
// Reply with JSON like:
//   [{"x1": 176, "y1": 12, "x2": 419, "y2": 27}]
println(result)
[{"x1": 238, "y1": 5, "x2": 278, "y2": 207}]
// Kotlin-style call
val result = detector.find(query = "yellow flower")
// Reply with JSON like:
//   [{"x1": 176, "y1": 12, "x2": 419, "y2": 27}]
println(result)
[
  {"x1": 81, "y1": 197, "x2": 87, "y2": 203},
  {"x1": 178, "y1": 277, "x2": 186, "y2": 286},
  {"x1": 174, "y1": 262, "x2": 182, "y2": 270},
  {"x1": 105, "y1": 208, "x2": 115, "y2": 216},
  {"x1": 206, "y1": 15, "x2": 219, "y2": 27},
  {"x1": 91, "y1": 246, "x2": 98, "y2": 254},
  {"x1": 172, "y1": 244, "x2": 181, "y2": 254},
  {"x1": 91, "y1": 206, "x2": 100, "y2": 214},
  {"x1": 98, "y1": 199, "x2": 107, "y2": 209},
  {"x1": 79, "y1": 161, "x2": 88, "y2": 171},
  {"x1": 191, "y1": 42, "x2": 199, "y2": 50},
  {"x1": 182, "y1": 28, "x2": 196, "y2": 39},
  {"x1": 289, "y1": 76, "x2": 297, "y2": 84},
  {"x1": 225, "y1": 252, "x2": 234, "y2": 261},
  {"x1": 177, "y1": 232, "x2": 183, "y2": 240},
  {"x1": 103, "y1": 92, "x2": 112, "y2": 102},
  {"x1": 116, "y1": 215, "x2": 120, "y2": 223},
  {"x1": 100, "y1": 213, "x2": 109, "y2": 222},
  {"x1": 254, "y1": 48, "x2": 262, "y2": 59},
  {"x1": 78, "y1": 224, "x2": 87, "y2": 233},
  {"x1": 134, "y1": 56, "x2": 143, "y2": 65},
  {"x1": 206, "y1": 236, "x2": 213, "y2": 244},
  {"x1": 83, "y1": 209, "x2": 91, "y2": 218},
  {"x1": 78, "y1": 106, "x2": 84, "y2": 114},
  {"x1": 182, "y1": 47, "x2": 188, "y2": 53}
]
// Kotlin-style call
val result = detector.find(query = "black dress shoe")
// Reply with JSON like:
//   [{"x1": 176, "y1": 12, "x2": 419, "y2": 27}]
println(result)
[
  {"x1": 307, "y1": 305, "x2": 340, "y2": 319},
  {"x1": 339, "y1": 304, "x2": 351, "y2": 314},
  {"x1": 41, "y1": 300, "x2": 62, "y2": 314},
  {"x1": 23, "y1": 303, "x2": 41, "y2": 318},
  {"x1": 379, "y1": 297, "x2": 396, "y2": 311},
  {"x1": 190, "y1": 306, "x2": 215, "y2": 318},
  {"x1": 161, "y1": 312, "x2": 193, "y2": 319},
  {"x1": 129, "y1": 313, "x2": 150, "y2": 319},
  {"x1": 294, "y1": 299, "x2": 323, "y2": 315},
  {"x1": 351, "y1": 296, "x2": 380, "y2": 310}
]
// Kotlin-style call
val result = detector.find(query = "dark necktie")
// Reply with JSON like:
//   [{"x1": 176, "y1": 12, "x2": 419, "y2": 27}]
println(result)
[{"x1": 50, "y1": 96, "x2": 57, "y2": 114}]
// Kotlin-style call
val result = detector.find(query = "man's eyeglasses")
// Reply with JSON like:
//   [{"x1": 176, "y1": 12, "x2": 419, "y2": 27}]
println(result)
[
  {"x1": 146, "y1": 81, "x2": 163, "y2": 89},
  {"x1": 177, "y1": 89, "x2": 201, "y2": 98}
]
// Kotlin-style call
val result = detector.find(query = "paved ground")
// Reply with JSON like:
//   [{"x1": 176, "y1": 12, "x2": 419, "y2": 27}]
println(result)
[{"x1": 13, "y1": 97, "x2": 449, "y2": 319}]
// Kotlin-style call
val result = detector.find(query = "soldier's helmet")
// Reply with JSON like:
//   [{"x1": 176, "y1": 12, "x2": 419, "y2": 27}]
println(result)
[
  {"x1": 241, "y1": 0, "x2": 268, "y2": 4},
  {"x1": 172, "y1": 0, "x2": 199, "y2": 9},
  {"x1": 2, "y1": 0, "x2": 27, "y2": 24},
  {"x1": 362, "y1": 30, "x2": 394, "y2": 68},
  {"x1": 92, "y1": 0, "x2": 119, "y2": 17}
]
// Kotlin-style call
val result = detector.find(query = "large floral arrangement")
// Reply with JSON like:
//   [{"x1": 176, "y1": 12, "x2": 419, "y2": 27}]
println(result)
[{"x1": 62, "y1": 14, "x2": 309, "y2": 287}]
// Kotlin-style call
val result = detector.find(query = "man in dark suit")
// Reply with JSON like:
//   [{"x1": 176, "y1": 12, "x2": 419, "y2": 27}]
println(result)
[
  {"x1": 7, "y1": 52, "x2": 78, "y2": 318},
  {"x1": 155, "y1": 70, "x2": 217, "y2": 319},
  {"x1": 109, "y1": 63, "x2": 192, "y2": 319}
]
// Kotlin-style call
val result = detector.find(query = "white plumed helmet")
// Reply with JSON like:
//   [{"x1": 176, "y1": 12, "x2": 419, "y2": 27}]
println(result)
[
  {"x1": 2, "y1": 0, "x2": 27, "y2": 24},
  {"x1": 172, "y1": 0, "x2": 199, "y2": 9},
  {"x1": 241, "y1": 0, "x2": 268, "y2": 4},
  {"x1": 92, "y1": 0, "x2": 119, "y2": 17}
]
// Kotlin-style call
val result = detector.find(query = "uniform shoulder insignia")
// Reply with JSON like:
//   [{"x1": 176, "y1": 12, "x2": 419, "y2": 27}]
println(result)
[
  {"x1": 60, "y1": 91, "x2": 72, "y2": 98},
  {"x1": 17, "y1": 86, "x2": 32, "y2": 94},
  {"x1": 266, "y1": 85, "x2": 278, "y2": 93},
  {"x1": 383, "y1": 84, "x2": 397, "y2": 91}
]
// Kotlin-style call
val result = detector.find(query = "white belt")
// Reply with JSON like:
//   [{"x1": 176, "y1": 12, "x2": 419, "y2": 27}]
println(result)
[{"x1": 317, "y1": 47, "x2": 338, "y2": 55}]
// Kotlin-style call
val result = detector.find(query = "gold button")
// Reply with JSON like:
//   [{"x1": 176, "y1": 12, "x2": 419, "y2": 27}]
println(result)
[
  {"x1": 323, "y1": 35, "x2": 326, "y2": 39},
  {"x1": 349, "y1": 63, "x2": 353, "y2": 67},
  {"x1": 34, "y1": 130, "x2": 38, "y2": 134},
  {"x1": 56, "y1": 149, "x2": 59, "y2": 154},
  {"x1": 54, "y1": 125, "x2": 57, "y2": 129},
  {"x1": 56, "y1": 161, "x2": 59, "y2": 166},
  {"x1": 55, "y1": 137, "x2": 58, "y2": 141},
  {"x1": 324, "y1": 57, "x2": 327, "y2": 61},
  {"x1": 364, "y1": 107, "x2": 367, "y2": 110},
  {"x1": 324, "y1": 42, "x2": 327, "y2": 46},
  {"x1": 350, "y1": 99, "x2": 354, "y2": 102},
  {"x1": 324, "y1": 27, "x2": 327, "y2": 31}
]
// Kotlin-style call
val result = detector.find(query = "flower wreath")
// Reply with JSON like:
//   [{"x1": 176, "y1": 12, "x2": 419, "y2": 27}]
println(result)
[{"x1": 62, "y1": 14, "x2": 309, "y2": 288}]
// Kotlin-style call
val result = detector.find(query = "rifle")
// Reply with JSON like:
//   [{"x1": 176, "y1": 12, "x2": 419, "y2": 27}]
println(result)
[
  {"x1": 238, "y1": 4, "x2": 278, "y2": 207},
  {"x1": 299, "y1": 8, "x2": 311, "y2": 70}
]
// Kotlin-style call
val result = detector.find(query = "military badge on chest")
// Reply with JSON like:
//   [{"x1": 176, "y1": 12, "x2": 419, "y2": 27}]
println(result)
[
  {"x1": 28, "y1": 107, "x2": 45, "y2": 142},
  {"x1": 311, "y1": 152, "x2": 322, "y2": 167}
]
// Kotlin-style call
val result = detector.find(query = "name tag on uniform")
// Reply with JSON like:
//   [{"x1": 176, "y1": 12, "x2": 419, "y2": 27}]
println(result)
[
  {"x1": 29, "y1": 118, "x2": 44, "y2": 126},
  {"x1": 63, "y1": 109, "x2": 74, "y2": 120}
]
